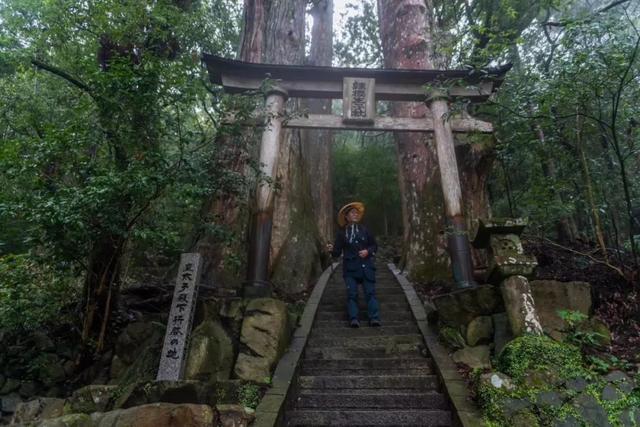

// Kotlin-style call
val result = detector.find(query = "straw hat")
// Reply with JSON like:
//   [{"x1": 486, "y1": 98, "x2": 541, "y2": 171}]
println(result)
[{"x1": 337, "y1": 202, "x2": 365, "y2": 227}]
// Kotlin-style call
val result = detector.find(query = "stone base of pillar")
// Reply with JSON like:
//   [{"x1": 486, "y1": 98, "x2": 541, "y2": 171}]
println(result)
[{"x1": 242, "y1": 280, "x2": 273, "y2": 299}]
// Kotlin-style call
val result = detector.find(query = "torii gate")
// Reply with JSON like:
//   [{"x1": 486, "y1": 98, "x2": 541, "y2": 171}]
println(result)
[{"x1": 203, "y1": 55, "x2": 508, "y2": 296}]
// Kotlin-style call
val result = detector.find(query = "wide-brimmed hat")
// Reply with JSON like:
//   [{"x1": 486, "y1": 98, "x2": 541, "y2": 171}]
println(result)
[{"x1": 338, "y1": 202, "x2": 365, "y2": 227}]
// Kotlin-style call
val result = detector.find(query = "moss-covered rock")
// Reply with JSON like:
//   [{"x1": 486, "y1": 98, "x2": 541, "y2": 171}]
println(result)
[
  {"x1": 476, "y1": 334, "x2": 640, "y2": 426},
  {"x1": 497, "y1": 336, "x2": 585, "y2": 382}
]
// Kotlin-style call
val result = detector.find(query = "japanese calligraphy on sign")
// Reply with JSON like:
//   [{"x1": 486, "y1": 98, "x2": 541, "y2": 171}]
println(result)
[
  {"x1": 342, "y1": 77, "x2": 375, "y2": 124},
  {"x1": 156, "y1": 253, "x2": 203, "y2": 381}
]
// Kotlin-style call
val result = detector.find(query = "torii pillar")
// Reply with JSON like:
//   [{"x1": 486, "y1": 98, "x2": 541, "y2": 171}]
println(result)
[
  {"x1": 429, "y1": 92, "x2": 476, "y2": 288},
  {"x1": 245, "y1": 87, "x2": 288, "y2": 298}
]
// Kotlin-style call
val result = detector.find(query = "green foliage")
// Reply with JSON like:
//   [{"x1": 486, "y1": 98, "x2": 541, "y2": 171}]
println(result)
[
  {"x1": 558, "y1": 310, "x2": 608, "y2": 351},
  {"x1": 0, "y1": 254, "x2": 78, "y2": 332},
  {"x1": 237, "y1": 383, "x2": 262, "y2": 409},
  {"x1": 497, "y1": 335, "x2": 586, "y2": 381},
  {"x1": 332, "y1": 132, "x2": 401, "y2": 236},
  {"x1": 0, "y1": 0, "x2": 247, "y2": 272},
  {"x1": 479, "y1": 334, "x2": 640, "y2": 426}
]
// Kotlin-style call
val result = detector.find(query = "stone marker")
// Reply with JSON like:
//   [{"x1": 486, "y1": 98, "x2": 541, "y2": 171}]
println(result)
[
  {"x1": 500, "y1": 275, "x2": 543, "y2": 336},
  {"x1": 157, "y1": 253, "x2": 203, "y2": 381}
]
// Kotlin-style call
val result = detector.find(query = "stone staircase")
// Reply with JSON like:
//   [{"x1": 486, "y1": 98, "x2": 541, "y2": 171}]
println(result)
[{"x1": 284, "y1": 265, "x2": 452, "y2": 426}]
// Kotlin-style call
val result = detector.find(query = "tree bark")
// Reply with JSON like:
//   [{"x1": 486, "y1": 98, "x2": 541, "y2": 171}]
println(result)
[
  {"x1": 192, "y1": 0, "x2": 266, "y2": 288},
  {"x1": 377, "y1": 0, "x2": 450, "y2": 281},
  {"x1": 265, "y1": 0, "x2": 323, "y2": 294},
  {"x1": 302, "y1": 0, "x2": 334, "y2": 249}
]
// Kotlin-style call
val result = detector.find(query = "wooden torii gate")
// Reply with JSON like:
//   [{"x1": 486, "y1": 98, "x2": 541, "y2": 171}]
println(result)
[{"x1": 203, "y1": 55, "x2": 508, "y2": 296}]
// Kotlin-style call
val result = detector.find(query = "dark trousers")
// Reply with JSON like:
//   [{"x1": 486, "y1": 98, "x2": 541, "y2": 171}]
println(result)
[{"x1": 345, "y1": 275, "x2": 380, "y2": 321}]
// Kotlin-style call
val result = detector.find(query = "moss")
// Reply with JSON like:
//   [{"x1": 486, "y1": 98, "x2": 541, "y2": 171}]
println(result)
[
  {"x1": 497, "y1": 335, "x2": 586, "y2": 382},
  {"x1": 476, "y1": 334, "x2": 640, "y2": 427}
]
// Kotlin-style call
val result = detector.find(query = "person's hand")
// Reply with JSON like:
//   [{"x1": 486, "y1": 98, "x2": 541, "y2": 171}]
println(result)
[
  {"x1": 326, "y1": 243, "x2": 334, "y2": 252},
  {"x1": 358, "y1": 249, "x2": 368, "y2": 258}
]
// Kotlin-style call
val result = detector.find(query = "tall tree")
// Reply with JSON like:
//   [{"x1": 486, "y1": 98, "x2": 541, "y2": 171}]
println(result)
[
  {"x1": 266, "y1": 0, "x2": 324, "y2": 293},
  {"x1": 302, "y1": 0, "x2": 335, "y2": 248},
  {"x1": 377, "y1": 0, "x2": 451, "y2": 280}
]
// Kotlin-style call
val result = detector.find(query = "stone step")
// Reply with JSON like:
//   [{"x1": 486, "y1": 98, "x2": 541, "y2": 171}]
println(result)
[
  {"x1": 310, "y1": 325, "x2": 419, "y2": 337},
  {"x1": 302, "y1": 357, "x2": 430, "y2": 371},
  {"x1": 317, "y1": 302, "x2": 411, "y2": 312},
  {"x1": 300, "y1": 366, "x2": 434, "y2": 376},
  {"x1": 286, "y1": 409, "x2": 452, "y2": 426},
  {"x1": 324, "y1": 285, "x2": 402, "y2": 291},
  {"x1": 315, "y1": 311, "x2": 414, "y2": 321},
  {"x1": 313, "y1": 320, "x2": 411, "y2": 328},
  {"x1": 293, "y1": 390, "x2": 448, "y2": 409},
  {"x1": 322, "y1": 291, "x2": 406, "y2": 299},
  {"x1": 305, "y1": 344, "x2": 426, "y2": 360},
  {"x1": 307, "y1": 334, "x2": 423, "y2": 349},
  {"x1": 304, "y1": 345, "x2": 425, "y2": 360},
  {"x1": 298, "y1": 375, "x2": 440, "y2": 390},
  {"x1": 320, "y1": 295, "x2": 408, "y2": 305}
]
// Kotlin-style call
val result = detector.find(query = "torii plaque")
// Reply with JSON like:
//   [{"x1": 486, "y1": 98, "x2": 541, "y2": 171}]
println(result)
[{"x1": 203, "y1": 55, "x2": 510, "y2": 291}]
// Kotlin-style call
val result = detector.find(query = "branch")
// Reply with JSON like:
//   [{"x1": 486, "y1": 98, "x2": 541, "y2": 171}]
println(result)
[
  {"x1": 543, "y1": 0, "x2": 633, "y2": 26},
  {"x1": 31, "y1": 59, "x2": 94, "y2": 97},
  {"x1": 542, "y1": 238, "x2": 628, "y2": 280}
]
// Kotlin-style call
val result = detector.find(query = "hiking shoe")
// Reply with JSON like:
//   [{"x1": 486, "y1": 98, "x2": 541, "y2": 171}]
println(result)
[
  {"x1": 350, "y1": 319, "x2": 360, "y2": 328},
  {"x1": 370, "y1": 319, "x2": 382, "y2": 327}
]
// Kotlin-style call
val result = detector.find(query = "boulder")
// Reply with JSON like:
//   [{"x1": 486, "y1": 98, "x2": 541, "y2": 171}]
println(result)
[
  {"x1": 12, "y1": 397, "x2": 65, "y2": 424},
  {"x1": 0, "y1": 378, "x2": 20, "y2": 394},
  {"x1": 466, "y1": 316, "x2": 493, "y2": 346},
  {"x1": 184, "y1": 320, "x2": 234, "y2": 382},
  {"x1": 233, "y1": 354, "x2": 272, "y2": 384},
  {"x1": 234, "y1": 298, "x2": 289, "y2": 383},
  {"x1": 432, "y1": 285, "x2": 503, "y2": 328},
  {"x1": 37, "y1": 354, "x2": 67, "y2": 387},
  {"x1": 492, "y1": 313, "x2": 514, "y2": 355},
  {"x1": 500, "y1": 276, "x2": 543, "y2": 336},
  {"x1": 219, "y1": 299, "x2": 245, "y2": 321},
  {"x1": 216, "y1": 404, "x2": 255, "y2": 427},
  {"x1": 66, "y1": 385, "x2": 118, "y2": 414},
  {"x1": 109, "y1": 321, "x2": 165, "y2": 384},
  {"x1": 113, "y1": 380, "x2": 213, "y2": 409},
  {"x1": 451, "y1": 345, "x2": 491, "y2": 369},
  {"x1": 19, "y1": 381, "x2": 39, "y2": 398},
  {"x1": 572, "y1": 394, "x2": 611, "y2": 427},
  {"x1": 194, "y1": 297, "x2": 222, "y2": 327},
  {"x1": 32, "y1": 331, "x2": 56, "y2": 352},
  {"x1": 37, "y1": 413, "x2": 93, "y2": 427},
  {"x1": 91, "y1": 403, "x2": 215, "y2": 427},
  {"x1": 529, "y1": 280, "x2": 591, "y2": 339},
  {"x1": 577, "y1": 318, "x2": 611, "y2": 347},
  {"x1": 0, "y1": 393, "x2": 22, "y2": 413}
]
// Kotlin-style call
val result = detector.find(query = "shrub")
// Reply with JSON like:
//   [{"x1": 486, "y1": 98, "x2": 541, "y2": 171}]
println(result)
[{"x1": 0, "y1": 253, "x2": 78, "y2": 333}]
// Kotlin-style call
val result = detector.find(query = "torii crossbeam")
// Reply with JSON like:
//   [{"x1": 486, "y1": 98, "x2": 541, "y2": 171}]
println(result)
[{"x1": 203, "y1": 54, "x2": 509, "y2": 295}]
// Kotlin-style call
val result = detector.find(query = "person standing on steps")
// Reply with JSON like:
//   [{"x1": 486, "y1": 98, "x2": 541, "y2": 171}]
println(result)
[{"x1": 326, "y1": 202, "x2": 381, "y2": 328}]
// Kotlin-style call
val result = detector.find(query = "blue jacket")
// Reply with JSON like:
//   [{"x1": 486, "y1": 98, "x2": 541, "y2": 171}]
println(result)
[{"x1": 330, "y1": 224, "x2": 377, "y2": 281}]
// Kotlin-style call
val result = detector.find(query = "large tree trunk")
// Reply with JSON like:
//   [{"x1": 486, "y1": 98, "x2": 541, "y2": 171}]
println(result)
[
  {"x1": 265, "y1": 0, "x2": 323, "y2": 294},
  {"x1": 377, "y1": 0, "x2": 450, "y2": 281},
  {"x1": 192, "y1": 0, "x2": 266, "y2": 288},
  {"x1": 302, "y1": 0, "x2": 334, "y2": 251}
]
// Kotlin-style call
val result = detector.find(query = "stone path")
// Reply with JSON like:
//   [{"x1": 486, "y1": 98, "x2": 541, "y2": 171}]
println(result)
[{"x1": 284, "y1": 265, "x2": 452, "y2": 426}]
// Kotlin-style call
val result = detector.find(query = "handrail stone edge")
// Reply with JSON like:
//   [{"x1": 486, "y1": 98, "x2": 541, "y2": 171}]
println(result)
[
  {"x1": 251, "y1": 262, "x2": 339, "y2": 427},
  {"x1": 388, "y1": 263, "x2": 485, "y2": 427}
]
